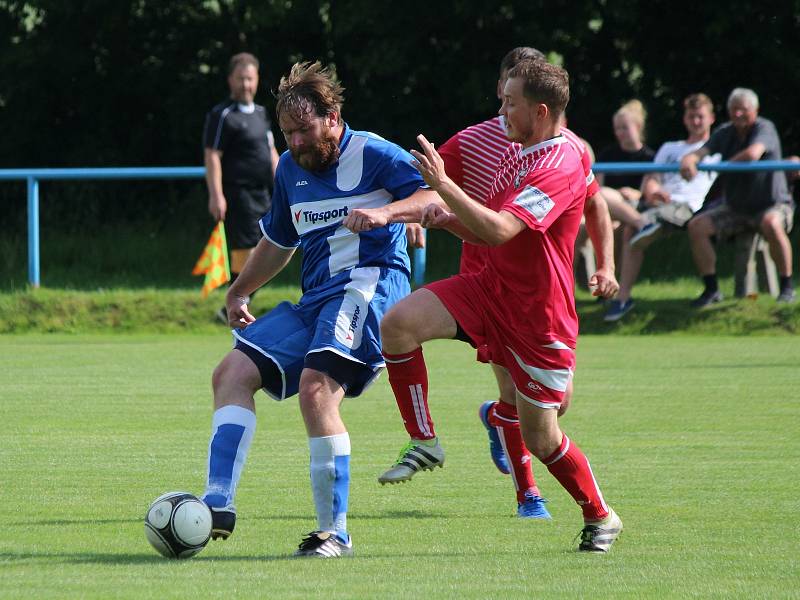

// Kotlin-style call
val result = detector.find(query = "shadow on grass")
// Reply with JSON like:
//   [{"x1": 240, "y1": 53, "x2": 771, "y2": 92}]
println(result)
[
  {"x1": 0, "y1": 550, "x2": 300, "y2": 564},
  {"x1": 9, "y1": 517, "x2": 141, "y2": 527},
  {"x1": 10, "y1": 510, "x2": 445, "y2": 529},
  {"x1": 244, "y1": 509, "x2": 447, "y2": 523}
]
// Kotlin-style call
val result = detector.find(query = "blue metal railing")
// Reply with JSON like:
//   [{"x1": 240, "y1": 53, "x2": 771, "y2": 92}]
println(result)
[
  {"x1": 1, "y1": 161, "x2": 797, "y2": 287},
  {"x1": 0, "y1": 167, "x2": 204, "y2": 288}
]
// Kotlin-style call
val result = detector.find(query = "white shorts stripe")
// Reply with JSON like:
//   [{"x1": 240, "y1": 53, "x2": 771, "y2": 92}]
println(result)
[
  {"x1": 542, "y1": 340, "x2": 571, "y2": 350},
  {"x1": 508, "y1": 347, "x2": 572, "y2": 392}
]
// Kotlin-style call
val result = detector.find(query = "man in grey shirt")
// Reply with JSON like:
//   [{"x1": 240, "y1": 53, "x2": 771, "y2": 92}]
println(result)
[{"x1": 680, "y1": 87, "x2": 795, "y2": 305}]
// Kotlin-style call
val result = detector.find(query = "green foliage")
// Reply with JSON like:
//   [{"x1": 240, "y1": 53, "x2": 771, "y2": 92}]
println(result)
[
  {"x1": 1, "y1": 335, "x2": 798, "y2": 597},
  {"x1": 2, "y1": 1, "x2": 800, "y2": 234}
]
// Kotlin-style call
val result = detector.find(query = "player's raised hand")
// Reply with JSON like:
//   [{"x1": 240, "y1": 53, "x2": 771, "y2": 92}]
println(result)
[
  {"x1": 420, "y1": 203, "x2": 456, "y2": 229},
  {"x1": 410, "y1": 134, "x2": 449, "y2": 190},
  {"x1": 343, "y1": 207, "x2": 389, "y2": 232},
  {"x1": 226, "y1": 294, "x2": 256, "y2": 328}
]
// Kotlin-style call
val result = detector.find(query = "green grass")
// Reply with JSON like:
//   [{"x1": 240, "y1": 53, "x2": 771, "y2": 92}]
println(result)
[
  {"x1": 2, "y1": 278, "x2": 798, "y2": 335},
  {"x1": 1, "y1": 334, "x2": 798, "y2": 598}
]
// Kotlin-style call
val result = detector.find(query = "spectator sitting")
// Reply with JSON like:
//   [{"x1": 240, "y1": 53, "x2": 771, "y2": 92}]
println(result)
[
  {"x1": 596, "y1": 99, "x2": 655, "y2": 230},
  {"x1": 605, "y1": 93, "x2": 720, "y2": 321},
  {"x1": 681, "y1": 87, "x2": 796, "y2": 306}
]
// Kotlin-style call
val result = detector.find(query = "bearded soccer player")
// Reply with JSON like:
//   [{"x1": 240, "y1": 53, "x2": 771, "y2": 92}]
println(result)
[
  {"x1": 377, "y1": 59, "x2": 622, "y2": 552},
  {"x1": 198, "y1": 61, "x2": 436, "y2": 558},
  {"x1": 370, "y1": 48, "x2": 617, "y2": 522}
]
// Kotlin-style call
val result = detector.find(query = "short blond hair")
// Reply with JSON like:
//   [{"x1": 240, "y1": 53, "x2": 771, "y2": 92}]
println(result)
[{"x1": 228, "y1": 52, "x2": 259, "y2": 75}]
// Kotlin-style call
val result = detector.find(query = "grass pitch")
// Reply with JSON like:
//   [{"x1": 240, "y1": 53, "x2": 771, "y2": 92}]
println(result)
[{"x1": 1, "y1": 334, "x2": 798, "y2": 599}]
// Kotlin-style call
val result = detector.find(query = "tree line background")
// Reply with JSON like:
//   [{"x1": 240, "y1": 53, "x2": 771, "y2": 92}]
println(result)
[{"x1": 1, "y1": 0, "x2": 799, "y2": 287}]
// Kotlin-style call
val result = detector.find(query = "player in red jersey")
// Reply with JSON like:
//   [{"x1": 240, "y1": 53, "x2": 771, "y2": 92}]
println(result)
[
  {"x1": 376, "y1": 59, "x2": 622, "y2": 552},
  {"x1": 376, "y1": 48, "x2": 617, "y2": 522}
]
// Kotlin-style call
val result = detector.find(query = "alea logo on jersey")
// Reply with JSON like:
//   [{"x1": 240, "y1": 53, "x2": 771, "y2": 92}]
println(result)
[
  {"x1": 295, "y1": 180, "x2": 309, "y2": 187},
  {"x1": 345, "y1": 305, "x2": 361, "y2": 340},
  {"x1": 293, "y1": 206, "x2": 350, "y2": 225}
]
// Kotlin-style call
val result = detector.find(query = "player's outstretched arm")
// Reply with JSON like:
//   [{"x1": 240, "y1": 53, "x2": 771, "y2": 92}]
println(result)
[
  {"x1": 226, "y1": 238, "x2": 295, "y2": 328},
  {"x1": 583, "y1": 191, "x2": 619, "y2": 298},
  {"x1": 420, "y1": 203, "x2": 486, "y2": 244},
  {"x1": 343, "y1": 188, "x2": 442, "y2": 232},
  {"x1": 411, "y1": 134, "x2": 525, "y2": 246}
]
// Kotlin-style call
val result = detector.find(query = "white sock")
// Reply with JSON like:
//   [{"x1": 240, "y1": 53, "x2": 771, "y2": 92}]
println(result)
[
  {"x1": 203, "y1": 405, "x2": 256, "y2": 507},
  {"x1": 308, "y1": 433, "x2": 351, "y2": 538}
]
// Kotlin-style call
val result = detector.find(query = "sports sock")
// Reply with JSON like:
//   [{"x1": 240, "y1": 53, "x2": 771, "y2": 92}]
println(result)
[
  {"x1": 309, "y1": 433, "x2": 351, "y2": 540},
  {"x1": 203, "y1": 405, "x2": 256, "y2": 507},
  {"x1": 702, "y1": 274, "x2": 718, "y2": 294},
  {"x1": 541, "y1": 434, "x2": 609, "y2": 522},
  {"x1": 779, "y1": 275, "x2": 793, "y2": 293},
  {"x1": 491, "y1": 401, "x2": 540, "y2": 502},
  {"x1": 383, "y1": 347, "x2": 435, "y2": 440}
]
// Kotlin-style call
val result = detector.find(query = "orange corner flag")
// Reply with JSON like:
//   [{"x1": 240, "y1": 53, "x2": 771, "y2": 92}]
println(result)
[{"x1": 192, "y1": 222, "x2": 231, "y2": 297}]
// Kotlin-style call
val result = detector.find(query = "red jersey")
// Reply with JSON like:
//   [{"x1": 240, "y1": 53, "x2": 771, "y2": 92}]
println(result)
[
  {"x1": 485, "y1": 135, "x2": 586, "y2": 347},
  {"x1": 438, "y1": 117, "x2": 509, "y2": 274},
  {"x1": 439, "y1": 117, "x2": 596, "y2": 275}
]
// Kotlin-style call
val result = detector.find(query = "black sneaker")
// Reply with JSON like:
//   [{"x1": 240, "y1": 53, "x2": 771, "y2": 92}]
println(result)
[
  {"x1": 603, "y1": 299, "x2": 635, "y2": 322},
  {"x1": 293, "y1": 531, "x2": 353, "y2": 558},
  {"x1": 577, "y1": 509, "x2": 623, "y2": 553},
  {"x1": 777, "y1": 288, "x2": 796, "y2": 303},
  {"x1": 207, "y1": 504, "x2": 236, "y2": 540},
  {"x1": 690, "y1": 289, "x2": 723, "y2": 308},
  {"x1": 378, "y1": 439, "x2": 445, "y2": 484},
  {"x1": 629, "y1": 221, "x2": 662, "y2": 249}
]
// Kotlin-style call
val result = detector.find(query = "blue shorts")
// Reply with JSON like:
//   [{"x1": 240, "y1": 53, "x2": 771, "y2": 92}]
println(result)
[{"x1": 232, "y1": 266, "x2": 410, "y2": 400}]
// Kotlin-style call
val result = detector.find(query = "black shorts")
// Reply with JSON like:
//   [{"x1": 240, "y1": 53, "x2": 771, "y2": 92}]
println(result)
[{"x1": 223, "y1": 184, "x2": 271, "y2": 249}]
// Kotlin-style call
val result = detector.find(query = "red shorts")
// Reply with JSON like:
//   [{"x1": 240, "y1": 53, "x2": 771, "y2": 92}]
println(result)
[{"x1": 426, "y1": 273, "x2": 575, "y2": 408}]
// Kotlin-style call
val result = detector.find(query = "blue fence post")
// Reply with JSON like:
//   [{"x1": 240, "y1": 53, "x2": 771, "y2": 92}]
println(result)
[
  {"x1": 413, "y1": 231, "x2": 427, "y2": 287},
  {"x1": 413, "y1": 246, "x2": 427, "y2": 287},
  {"x1": 26, "y1": 176, "x2": 40, "y2": 288}
]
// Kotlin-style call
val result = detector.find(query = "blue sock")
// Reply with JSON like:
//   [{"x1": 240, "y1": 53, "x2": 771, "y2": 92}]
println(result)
[
  {"x1": 203, "y1": 405, "x2": 256, "y2": 507},
  {"x1": 308, "y1": 433, "x2": 351, "y2": 540}
]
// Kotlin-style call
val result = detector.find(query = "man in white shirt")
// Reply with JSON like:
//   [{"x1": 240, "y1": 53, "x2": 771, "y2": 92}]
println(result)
[{"x1": 605, "y1": 93, "x2": 719, "y2": 321}]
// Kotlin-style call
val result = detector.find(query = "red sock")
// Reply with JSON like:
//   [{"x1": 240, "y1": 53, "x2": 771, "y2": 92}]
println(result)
[
  {"x1": 542, "y1": 434, "x2": 609, "y2": 521},
  {"x1": 383, "y1": 347, "x2": 435, "y2": 440},
  {"x1": 491, "y1": 401, "x2": 540, "y2": 502}
]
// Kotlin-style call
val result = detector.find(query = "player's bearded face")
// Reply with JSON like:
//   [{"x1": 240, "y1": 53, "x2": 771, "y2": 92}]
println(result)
[
  {"x1": 293, "y1": 123, "x2": 340, "y2": 172},
  {"x1": 281, "y1": 110, "x2": 341, "y2": 172}
]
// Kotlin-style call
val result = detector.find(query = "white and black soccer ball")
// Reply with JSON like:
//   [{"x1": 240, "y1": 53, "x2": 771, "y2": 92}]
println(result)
[{"x1": 144, "y1": 491, "x2": 212, "y2": 559}]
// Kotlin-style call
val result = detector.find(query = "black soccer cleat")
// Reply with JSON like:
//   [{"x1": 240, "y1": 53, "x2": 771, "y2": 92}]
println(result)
[
  {"x1": 577, "y1": 509, "x2": 623, "y2": 553},
  {"x1": 207, "y1": 504, "x2": 236, "y2": 540},
  {"x1": 293, "y1": 531, "x2": 353, "y2": 558},
  {"x1": 378, "y1": 439, "x2": 445, "y2": 485}
]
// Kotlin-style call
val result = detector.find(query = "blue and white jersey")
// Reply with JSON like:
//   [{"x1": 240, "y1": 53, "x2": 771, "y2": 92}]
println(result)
[{"x1": 260, "y1": 124, "x2": 425, "y2": 292}]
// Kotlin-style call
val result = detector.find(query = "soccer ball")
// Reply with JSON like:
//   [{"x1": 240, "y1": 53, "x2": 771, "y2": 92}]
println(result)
[{"x1": 144, "y1": 491, "x2": 212, "y2": 559}]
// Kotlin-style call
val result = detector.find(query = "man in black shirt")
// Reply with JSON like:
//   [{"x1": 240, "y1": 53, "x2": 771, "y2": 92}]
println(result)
[
  {"x1": 203, "y1": 53, "x2": 280, "y2": 318},
  {"x1": 681, "y1": 87, "x2": 795, "y2": 305}
]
